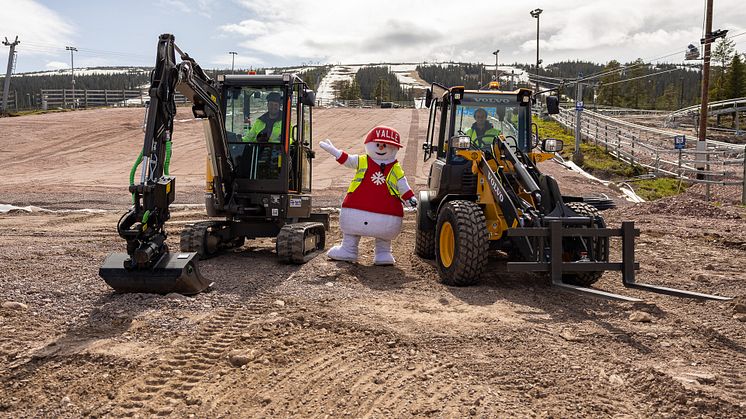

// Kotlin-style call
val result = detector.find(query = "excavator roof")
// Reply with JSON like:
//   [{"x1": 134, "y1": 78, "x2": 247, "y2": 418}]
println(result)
[{"x1": 221, "y1": 73, "x2": 303, "y2": 86}]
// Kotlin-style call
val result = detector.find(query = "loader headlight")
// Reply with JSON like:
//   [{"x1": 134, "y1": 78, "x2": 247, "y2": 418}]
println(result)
[
  {"x1": 451, "y1": 135, "x2": 472, "y2": 150},
  {"x1": 541, "y1": 138, "x2": 563, "y2": 153}
]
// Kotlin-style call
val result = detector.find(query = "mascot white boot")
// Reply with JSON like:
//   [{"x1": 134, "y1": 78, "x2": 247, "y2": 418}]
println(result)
[{"x1": 319, "y1": 126, "x2": 417, "y2": 265}]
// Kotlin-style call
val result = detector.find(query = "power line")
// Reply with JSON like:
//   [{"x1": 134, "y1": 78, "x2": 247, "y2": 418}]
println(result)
[{"x1": 598, "y1": 67, "x2": 679, "y2": 87}]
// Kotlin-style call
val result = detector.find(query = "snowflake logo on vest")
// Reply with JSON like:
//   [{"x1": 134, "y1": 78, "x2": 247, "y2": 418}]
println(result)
[{"x1": 371, "y1": 171, "x2": 386, "y2": 186}]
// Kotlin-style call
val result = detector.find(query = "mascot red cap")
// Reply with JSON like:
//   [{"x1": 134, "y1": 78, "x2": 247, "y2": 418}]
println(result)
[{"x1": 363, "y1": 126, "x2": 402, "y2": 148}]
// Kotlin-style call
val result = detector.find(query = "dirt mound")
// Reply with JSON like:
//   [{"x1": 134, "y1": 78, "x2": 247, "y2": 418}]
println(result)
[{"x1": 618, "y1": 194, "x2": 742, "y2": 219}]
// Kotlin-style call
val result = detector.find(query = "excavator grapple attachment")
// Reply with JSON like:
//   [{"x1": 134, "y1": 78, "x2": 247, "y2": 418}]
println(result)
[{"x1": 99, "y1": 252, "x2": 211, "y2": 295}]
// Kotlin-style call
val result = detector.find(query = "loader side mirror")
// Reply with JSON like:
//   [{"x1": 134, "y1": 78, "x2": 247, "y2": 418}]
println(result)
[
  {"x1": 541, "y1": 138, "x2": 563, "y2": 153},
  {"x1": 546, "y1": 96, "x2": 560, "y2": 115},
  {"x1": 425, "y1": 89, "x2": 433, "y2": 108},
  {"x1": 302, "y1": 90, "x2": 316, "y2": 106}
]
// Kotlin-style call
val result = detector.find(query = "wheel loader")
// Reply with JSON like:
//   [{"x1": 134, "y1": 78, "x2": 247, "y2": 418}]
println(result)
[
  {"x1": 416, "y1": 82, "x2": 729, "y2": 302},
  {"x1": 99, "y1": 34, "x2": 328, "y2": 295}
]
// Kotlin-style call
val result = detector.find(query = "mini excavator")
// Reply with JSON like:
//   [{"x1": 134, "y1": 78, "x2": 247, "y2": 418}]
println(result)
[
  {"x1": 416, "y1": 82, "x2": 730, "y2": 302},
  {"x1": 99, "y1": 34, "x2": 328, "y2": 294}
]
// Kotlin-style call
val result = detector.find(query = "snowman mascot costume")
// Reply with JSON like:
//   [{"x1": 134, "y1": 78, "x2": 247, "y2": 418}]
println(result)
[{"x1": 319, "y1": 126, "x2": 417, "y2": 265}]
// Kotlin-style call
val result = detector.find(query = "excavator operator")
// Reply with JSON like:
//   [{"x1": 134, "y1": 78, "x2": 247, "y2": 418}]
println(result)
[{"x1": 243, "y1": 91, "x2": 283, "y2": 143}]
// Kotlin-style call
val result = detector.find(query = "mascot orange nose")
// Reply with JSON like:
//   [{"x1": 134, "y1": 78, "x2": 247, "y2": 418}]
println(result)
[{"x1": 377, "y1": 143, "x2": 386, "y2": 150}]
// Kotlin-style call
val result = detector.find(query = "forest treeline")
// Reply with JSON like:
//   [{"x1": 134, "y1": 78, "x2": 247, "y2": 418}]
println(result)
[
  {"x1": 4, "y1": 39, "x2": 745, "y2": 111},
  {"x1": 333, "y1": 66, "x2": 415, "y2": 102}
]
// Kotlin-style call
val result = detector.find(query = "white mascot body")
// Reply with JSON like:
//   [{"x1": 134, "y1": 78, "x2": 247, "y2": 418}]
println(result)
[{"x1": 319, "y1": 126, "x2": 417, "y2": 265}]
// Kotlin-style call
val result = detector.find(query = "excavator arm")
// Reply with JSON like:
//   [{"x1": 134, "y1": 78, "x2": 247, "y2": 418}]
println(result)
[{"x1": 99, "y1": 33, "x2": 227, "y2": 295}]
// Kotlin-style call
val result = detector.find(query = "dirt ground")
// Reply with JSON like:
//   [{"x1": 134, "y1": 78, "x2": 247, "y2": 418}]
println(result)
[{"x1": 1, "y1": 108, "x2": 745, "y2": 418}]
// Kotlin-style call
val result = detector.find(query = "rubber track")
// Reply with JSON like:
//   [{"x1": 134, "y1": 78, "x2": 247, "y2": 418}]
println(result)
[
  {"x1": 436, "y1": 200, "x2": 489, "y2": 286},
  {"x1": 276, "y1": 222, "x2": 326, "y2": 264},
  {"x1": 179, "y1": 221, "x2": 216, "y2": 258}
]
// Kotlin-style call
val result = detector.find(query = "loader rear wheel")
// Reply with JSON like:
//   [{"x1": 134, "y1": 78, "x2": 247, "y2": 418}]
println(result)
[
  {"x1": 562, "y1": 202, "x2": 609, "y2": 287},
  {"x1": 435, "y1": 200, "x2": 489, "y2": 286}
]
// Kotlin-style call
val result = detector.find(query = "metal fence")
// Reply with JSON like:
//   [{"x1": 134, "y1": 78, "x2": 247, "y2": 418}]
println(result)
[
  {"x1": 315, "y1": 98, "x2": 417, "y2": 108},
  {"x1": 553, "y1": 107, "x2": 746, "y2": 203},
  {"x1": 3, "y1": 89, "x2": 190, "y2": 111}
]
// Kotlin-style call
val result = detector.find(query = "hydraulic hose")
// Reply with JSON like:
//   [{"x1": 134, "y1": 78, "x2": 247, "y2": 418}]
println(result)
[
  {"x1": 164, "y1": 140, "x2": 172, "y2": 176},
  {"x1": 129, "y1": 150, "x2": 144, "y2": 203}
]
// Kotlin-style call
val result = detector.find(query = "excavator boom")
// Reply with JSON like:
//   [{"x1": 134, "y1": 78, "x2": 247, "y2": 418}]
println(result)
[{"x1": 99, "y1": 34, "x2": 212, "y2": 294}]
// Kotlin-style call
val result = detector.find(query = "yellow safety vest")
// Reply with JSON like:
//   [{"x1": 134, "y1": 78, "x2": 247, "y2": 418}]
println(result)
[{"x1": 347, "y1": 156, "x2": 405, "y2": 198}]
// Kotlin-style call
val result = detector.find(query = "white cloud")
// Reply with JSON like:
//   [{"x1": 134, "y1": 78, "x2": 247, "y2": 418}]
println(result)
[
  {"x1": 45, "y1": 61, "x2": 68, "y2": 70},
  {"x1": 220, "y1": 0, "x2": 746, "y2": 66},
  {"x1": 0, "y1": 0, "x2": 74, "y2": 56}
]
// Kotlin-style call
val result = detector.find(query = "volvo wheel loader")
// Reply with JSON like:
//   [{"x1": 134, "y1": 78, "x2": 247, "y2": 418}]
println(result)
[
  {"x1": 99, "y1": 34, "x2": 328, "y2": 295},
  {"x1": 416, "y1": 82, "x2": 730, "y2": 302}
]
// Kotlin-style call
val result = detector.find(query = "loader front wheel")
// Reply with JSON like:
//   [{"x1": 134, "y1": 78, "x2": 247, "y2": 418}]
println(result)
[
  {"x1": 435, "y1": 200, "x2": 489, "y2": 286},
  {"x1": 562, "y1": 202, "x2": 609, "y2": 287}
]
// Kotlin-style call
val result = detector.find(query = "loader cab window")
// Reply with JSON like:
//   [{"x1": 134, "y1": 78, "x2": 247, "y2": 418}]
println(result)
[
  {"x1": 453, "y1": 93, "x2": 528, "y2": 154},
  {"x1": 224, "y1": 87, "x2": 286, "y2": 181}
]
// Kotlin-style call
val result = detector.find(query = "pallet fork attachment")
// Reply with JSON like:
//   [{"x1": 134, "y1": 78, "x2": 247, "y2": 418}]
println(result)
[{"x1": 507, "y1": 221, "x2": 732, "y2": 302}]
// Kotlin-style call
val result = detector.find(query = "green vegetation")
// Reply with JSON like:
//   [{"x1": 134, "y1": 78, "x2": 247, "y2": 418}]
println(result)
[
  {"x1": 534, "y1": 117, "x2": 689, "y2": 200},
  {"x1": 630, "y1": 178, "x2": 688, "y2": 201}
]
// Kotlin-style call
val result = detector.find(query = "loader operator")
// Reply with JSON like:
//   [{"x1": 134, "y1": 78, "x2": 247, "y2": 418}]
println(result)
[
  {"x1": 466, "y1": 108, "x2": 501, "y2": 148},
  {"x1": 243, "y1": 91, "x2": 283, "y2": 143}
]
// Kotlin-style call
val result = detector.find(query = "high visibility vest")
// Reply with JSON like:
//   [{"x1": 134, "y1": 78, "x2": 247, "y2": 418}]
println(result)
[
  {"x1": 243, "y1": 117, "x2": 282, "y2": 143},
  {"x1": 347, "y1": 156, "x2": 405, "y2": 198},
  {"x1": 467, "y1": 126, "x2": 501, "y2": 146}
]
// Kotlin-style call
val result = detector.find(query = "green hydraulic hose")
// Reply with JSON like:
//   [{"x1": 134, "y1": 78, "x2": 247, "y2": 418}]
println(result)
[
  {"x1": 164, "y1": 140, "x2": 172, "y2": 176},
  {"x1": 129, "y1": 150, "x2": 144, "y2": 203}
]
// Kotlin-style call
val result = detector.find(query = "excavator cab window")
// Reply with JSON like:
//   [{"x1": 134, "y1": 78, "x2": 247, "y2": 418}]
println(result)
[{"x1": 224, "y1": 87, "x2": 287, "y2": 181}]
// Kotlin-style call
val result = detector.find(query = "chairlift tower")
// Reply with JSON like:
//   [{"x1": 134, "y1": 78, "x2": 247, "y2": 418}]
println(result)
[{"x1": 2, "y1": 36, "x2": 20, "y2": 113}]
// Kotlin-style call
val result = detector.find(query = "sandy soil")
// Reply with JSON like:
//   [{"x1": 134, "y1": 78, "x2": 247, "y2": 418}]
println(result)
[{"x1": 1, "y1": 108, "x2": 745, "y2": 418}]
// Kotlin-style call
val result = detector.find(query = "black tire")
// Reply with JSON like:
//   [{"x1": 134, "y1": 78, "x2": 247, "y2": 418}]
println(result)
[
  {"x1": 562, "y1": 202, "x2": 609, "y2": 287},
  {"x1": 415, "y1": 200, "x2": 436, "y2": 260},
  {"x1": 435, "y1": 200, "x2": 489, "y2": 286}
]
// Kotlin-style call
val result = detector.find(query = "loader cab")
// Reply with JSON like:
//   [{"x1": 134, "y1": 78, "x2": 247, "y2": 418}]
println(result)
[
  {"x1": 423, "y1": 83, "x2": 533, "y2": 197},
  {"x1": 221, "y1": 74, "x2": 315, "y2": 196}
]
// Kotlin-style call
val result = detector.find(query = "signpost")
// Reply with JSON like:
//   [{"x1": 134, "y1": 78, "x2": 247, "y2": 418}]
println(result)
[{"x1": 673, "y1": 135, "x2": 686, "y2": 150}]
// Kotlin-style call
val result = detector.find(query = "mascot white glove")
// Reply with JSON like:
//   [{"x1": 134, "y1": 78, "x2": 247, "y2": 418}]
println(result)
[
  {"x1": 405, "y1": 197, "x2": 418, "y2": 209},
  {"x1": 319, "y1": 139, "x2": 342, "y2": 159}
]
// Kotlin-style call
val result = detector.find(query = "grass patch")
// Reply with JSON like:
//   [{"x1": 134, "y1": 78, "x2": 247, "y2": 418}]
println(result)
[
  {"x1": 2, "y1": 108, "x2": 75, "y2": 117},
  {"x1": 628, "y1": 178, "x2": 689, "y2": 201},
  {"x1": 534, "y1": 117, "x2": 644, "y2": 178}
]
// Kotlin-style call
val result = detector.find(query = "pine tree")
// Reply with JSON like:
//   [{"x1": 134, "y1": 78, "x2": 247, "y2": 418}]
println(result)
[
  {"x1": 710, "y1": 39, "x2": 736, "y2": 100},
  {"x1": 725, "y1": 52, "x2": 746, "y2": 99},
  {"x1": 597, "y1": 60, "x2": 622, "y2": 106}
]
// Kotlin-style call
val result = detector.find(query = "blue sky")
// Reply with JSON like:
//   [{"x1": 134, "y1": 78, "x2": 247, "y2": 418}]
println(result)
[{"x1": 2, "y1": 0, "x2": 745, "y2": 73}]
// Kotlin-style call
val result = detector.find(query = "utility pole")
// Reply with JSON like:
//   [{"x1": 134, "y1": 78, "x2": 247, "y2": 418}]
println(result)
[
  {"x1": 229, "y1": 51, "x2": 237, "y2": 73},
  {"x1": 530, "y1": 8, "x2": 543, "y2": 95},
  {"x1": 574, "y1": 80, "x2": 584, "y2": 164},
  {"x1": 492, "y1": 49, "x2": 500, "y2": 83},
  {"x1": 2, "y1": 36, "x2": 20, "y2": 113},
  {"x1": 679, "y1": 76, "x2": 684, "y2": 109},
  {"x1": 65, "y1": 46, "x2": 77, "y2": 109}
]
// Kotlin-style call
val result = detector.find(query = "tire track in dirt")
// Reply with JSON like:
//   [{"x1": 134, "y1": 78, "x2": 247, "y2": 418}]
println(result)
[{"x1": 102, "y1": 297, "x2": 272, "y2": 417}]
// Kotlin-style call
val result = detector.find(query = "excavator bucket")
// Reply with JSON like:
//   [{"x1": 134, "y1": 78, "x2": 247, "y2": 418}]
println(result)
[{"x1": 99, "y1": 252, "x2": 211, "y2": 295}]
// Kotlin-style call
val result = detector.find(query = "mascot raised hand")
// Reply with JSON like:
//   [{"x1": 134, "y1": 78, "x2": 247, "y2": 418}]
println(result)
[{"x1": 319, "y1": 126, "x2": 417, "y2": 265}]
